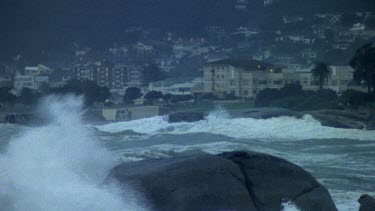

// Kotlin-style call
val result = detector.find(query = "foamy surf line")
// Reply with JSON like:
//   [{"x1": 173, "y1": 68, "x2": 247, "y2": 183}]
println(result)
[
  {"x1": 0, "y1": 95, "x2": 148, "y2": 211},
  {"x1": 95, "y1": 110, "x2": 375, "y2": 141}
]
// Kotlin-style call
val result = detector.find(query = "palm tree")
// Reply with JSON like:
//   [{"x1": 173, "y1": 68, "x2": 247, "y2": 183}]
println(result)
[
  {"x1": 311, "y1": 62, "x2": 331, "y2": 90},
  {"x1": 349, "y1": 43, "x2": 375, "y2": 94}
]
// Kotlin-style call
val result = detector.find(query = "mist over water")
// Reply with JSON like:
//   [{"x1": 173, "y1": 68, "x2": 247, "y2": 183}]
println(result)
[{"x1": 0, "y1": 95, "x2": 147, "y2": 211}]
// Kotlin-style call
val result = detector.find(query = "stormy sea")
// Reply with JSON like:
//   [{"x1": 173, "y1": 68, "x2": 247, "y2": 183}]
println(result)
[{"x1": 1, "y1": 96, "x2": 375, "y2": 211}]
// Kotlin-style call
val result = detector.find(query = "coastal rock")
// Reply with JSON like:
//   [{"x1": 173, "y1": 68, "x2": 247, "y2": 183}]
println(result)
[
  {"x1": 308, "y1": 110, "x2": 369, "y2": 129},
  {"x1": 230, "y1": 107, "x2": 303, "y2": 119},
  {"x1": 219, "y1": 151, "x2": 337, "y2": 211},
  {"x1": 168, "y1": 112, "x2": 205, "y2": 123},
  {"x1": 107, "y1": 151, "x2": 337, "y2": 211},
  {"x1": 358, "y1": 194, "x2": 375, "y2": 211}
]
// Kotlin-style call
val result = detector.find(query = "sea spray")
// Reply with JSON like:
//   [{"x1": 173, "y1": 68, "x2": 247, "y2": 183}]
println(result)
[
  {"x1": 97, "y1": 108, "x2": 375, "y2": 141},
  {"x1": 0, "y1": 95, "x2": 148, "y2": 211},
  {"x1": 281, "y1": 201, "x2": 301, "y2": 211}
]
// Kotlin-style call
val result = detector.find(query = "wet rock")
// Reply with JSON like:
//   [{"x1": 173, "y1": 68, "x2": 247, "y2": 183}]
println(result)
[
  {"x1": 108, "y1": 151, "x2": 337, "y2": 211},
  {"x1": 358, "y1": 194, "x2": 375, "y2": 211},
  {"x1": 308, "y1": 110, "x2": 369, "y2": 129},
  {"x1": 219, "y1": 151, "x2": 337, "y2": 211},
  {"x1": 168, "y1": 112, "x2": 205, "y2": 123},
  {"x1": 108, "y1": 153, "x2": 257, "y2": 211},
  {"x1": 230, "y1": 107, "x2": 303, "y2": 119}
]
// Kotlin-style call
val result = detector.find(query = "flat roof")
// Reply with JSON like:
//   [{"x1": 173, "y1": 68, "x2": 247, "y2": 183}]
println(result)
[{"x1": 206, "y1": 59, "x2": 273, "y2": 70}]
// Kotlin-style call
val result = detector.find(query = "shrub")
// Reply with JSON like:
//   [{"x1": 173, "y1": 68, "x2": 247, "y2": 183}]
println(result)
[
  {"x1": 170, "y1": 95, "x2": 193, "y2": 103},
  {"x1": 255, "y1": 88, "x2": 281, "y2": 107},
  {"x1": 338, "y1": 89, "x2": 372, "y2": 108}
]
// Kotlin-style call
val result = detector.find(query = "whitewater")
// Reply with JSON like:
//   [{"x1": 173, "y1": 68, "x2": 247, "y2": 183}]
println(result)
[
  {"x1": 96, "y1": 108, "x2": 375, "y2": 211},
  {"x1": 0, "y1": 96, "x2": 148, "y2": 211},
  {"x1": 1, "y1": 96, "x2": 374, "y2": 210}
]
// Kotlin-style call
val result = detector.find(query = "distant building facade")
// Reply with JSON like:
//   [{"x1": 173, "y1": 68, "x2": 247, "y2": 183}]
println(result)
[
  {"x1": 235, "y1": 0, "x2": 248, "y2": 10},
  {"x1": 74, "y1": 61, "x2": 144, "y2": 90},
  {"x1": 148, "y1": 78, "x2": 203, "y2": 95},
  {"x1": 102, "y1": 106, "x2": 159, "y2": 121},
  {"x1": 13, "y1": 64, "x2": 52, "y2": 91},
  {"x1": 24, "y1": 64, "x2": 53, "y2": 76},
  {"x1": 203, "y1": 59, "x2": 355, "y2": 98},
  {"x1": 14, "y1": 75, "x2": 49, "y2": 91}
]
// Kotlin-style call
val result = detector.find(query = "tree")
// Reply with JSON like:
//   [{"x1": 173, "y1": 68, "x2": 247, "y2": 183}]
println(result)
[
  {"x1": 144, "y1": 91, "x2": 163, "y2": 101},
  {"x1": 255, "y1": 88, "x2": 281, "y2": 107},
  {"x1": 123, "y1": 87, "x2": 142, "y2": 104},
  {"x1": 19, "y1": 88, "x2": 40, "y2": 105},
  {"x1": 162, "y1": 93, "x2": 173, "y2": 104},
  {"x1": 280, "y1": 83, "x2": 304, "y2": 97},
  {"x1": 142, "y1": 64, "x2": 165, "y2": 86},
  {"x1": 0, "y1": 87, "x2": 17, "y2": 107},
  {"x1": 349, "y1": 43, "x2": 375, "y2": 94},
  {"x1": 311, "y1": 62, "x2": 331, "y2": 90},
  {"x1": 48, "y1": 79, "x2": 111, "y2": 105}
]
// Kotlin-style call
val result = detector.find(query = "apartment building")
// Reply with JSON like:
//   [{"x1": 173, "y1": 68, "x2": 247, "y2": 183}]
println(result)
[
  {"x1": 203, "y1": 59, "x2": 354, "y2": 98},
  {"x1": 74, "y1": 61, "x2": 143, "y2": 90}
]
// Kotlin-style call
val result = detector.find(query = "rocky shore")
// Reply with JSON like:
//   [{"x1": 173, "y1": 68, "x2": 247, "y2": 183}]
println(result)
[
  {"x1": 107, "y1": 151, "x2": 337, "y2": 211},
  {"x1": 168, "y1": 107, "x2": 375, "y2": 130},
  {"x1": 2, "y1": 105, "x2": 375, "y2": 130}
]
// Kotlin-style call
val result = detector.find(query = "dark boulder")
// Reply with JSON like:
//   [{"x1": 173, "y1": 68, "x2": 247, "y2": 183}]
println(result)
[
  {"x1": 219, "y1": 151, "x2": 337, "y2": 211},
  {"x1": 168, "y1": 112, "x2": 205, "y2": 123},
  {"x1": 308, "y1": 110, "x2": 367, "y2": 129},
  {"x1": 107, "y1": 151, "x2": 337, "y2": 211},
  {"x1": 108, "y1": 153, "x2": 257, "y2": 211},
  {"x1": 358, "y1": 194, "x2": 375, "y2": 211}
]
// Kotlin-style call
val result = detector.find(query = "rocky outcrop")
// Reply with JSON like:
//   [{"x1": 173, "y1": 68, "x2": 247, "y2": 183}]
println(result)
[
  {"x1": 107, "y1": 151, "x2": 337, "y2": 211},
  {"x1": 230, "y1": 107, "x2": 303, "y2": 119},
  {"x1": 168, "y1": 112, "x2": 205, "y2": 123},
  {"x1": 232, "y1": 108, "x2": 375, "y2": 130},
  {"x1": 219, "y1": 151, "x2": 337, "y2": 211},
  {"x1": 308, "y1": 110, "x2": 371, "y2": 130},
  {"x1": 358, "y1": 194, "x2": 375, "y2": 211}
]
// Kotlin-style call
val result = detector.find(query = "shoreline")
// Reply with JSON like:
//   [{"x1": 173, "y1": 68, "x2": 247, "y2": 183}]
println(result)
[{"x1": 1, "y1": 103, "x2": 374, "y2": 130}]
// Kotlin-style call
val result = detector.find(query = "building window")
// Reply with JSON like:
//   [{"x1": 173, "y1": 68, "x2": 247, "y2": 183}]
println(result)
[
  {"x1": 216, "y1": 75, "x2": 220, "y2": 79},
  {"x1": 243, "y1": 80, "x2": 249, "y2": 86},
  {"x1": 230, "y1": 90, "x2": 235, "y2": 95},
  {"x1": 243, "y1": 90, "x2": 249, "y2": 96},
  {"x1": 258, "y1": 80, "x2": 267, "y2": 85},
  {"x1": 221, "y1": 75, "x2": 225, "y2": 79},
  {"x1": 273, "y1": 80, "x2": 282, "y2": 85},
  {"x1": 230, "y1": 80, "x2": 236, "y2": 86}
]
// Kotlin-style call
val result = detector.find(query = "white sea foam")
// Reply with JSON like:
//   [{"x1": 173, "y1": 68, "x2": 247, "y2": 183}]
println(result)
[
  {"x1": 0, "y1": 95, "x2": 147, "y2": 211},
  {"x1": 96, "y1": 109, "x2": 375, "y2": 141},
  {"x1": 281, "y1": 201, "x2": 301, "y2": 211}
]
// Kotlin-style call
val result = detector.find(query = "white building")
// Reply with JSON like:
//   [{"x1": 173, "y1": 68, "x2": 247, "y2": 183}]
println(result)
[
  {"x1": 14, "y1": 75, "x2": 49, "y2": 91},
  {"x1": 24, "y1": 64, "x2": 53, "y2": 76},
  {"x1": 148, "y1": 78, "x2": 203, "y2": 95}
]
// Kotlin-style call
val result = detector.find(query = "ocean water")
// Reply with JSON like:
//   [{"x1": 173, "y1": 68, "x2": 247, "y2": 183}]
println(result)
[{"x1": 1, "y1": 96, "x2": 375, "y2": 210}]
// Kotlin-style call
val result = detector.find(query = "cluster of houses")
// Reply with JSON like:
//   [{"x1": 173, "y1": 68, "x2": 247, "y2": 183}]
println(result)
[{"x1": 0, "y1": 9, "x2": 373, "y2": 102}]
